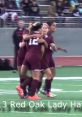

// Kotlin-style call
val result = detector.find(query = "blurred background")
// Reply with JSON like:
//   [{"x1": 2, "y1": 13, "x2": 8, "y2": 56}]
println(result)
[{"x1": 0, "y1": 0, "x2": 82, "y2": 69}]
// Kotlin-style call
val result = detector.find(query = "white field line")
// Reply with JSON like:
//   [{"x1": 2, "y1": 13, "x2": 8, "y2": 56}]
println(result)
[
  {"x1": 0, "y1": 88, "x2": 82, "y2": 95},
  {"x1": 12, "y1": 111, "x2": 82, "y2": 116},
  {"x1": 0, "y1": 77, "x2": 82, "y2": 82},
  {"x1": 0, "y1": 99, "x2": 82, "y2": 102},
  {"x1": 0, "y1": 83, "x2": 82, "y2": 87}
]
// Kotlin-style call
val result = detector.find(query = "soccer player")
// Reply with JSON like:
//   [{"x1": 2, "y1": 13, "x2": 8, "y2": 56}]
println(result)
[
  {"x1": 12, "y1": 20, "x2": 26, "y2": 70},
  {"x1": 37, "y1": 22, "x2": 57, "y2": 97},
  {"x1": 46, "y1": 21, "x2": 67, "y2": 82},
  {"x1": 40, "y1": 21, "x2": 67, "y2": 97},
  {"x1": 16, "y1": 22, "x2": 42, "y2": 98},
  {"x1": 16, "y1": 26, "x2": 30, "y2": 98},
  {"x1": 20, "y1": 22, "x2": 48, "y2": 100}
]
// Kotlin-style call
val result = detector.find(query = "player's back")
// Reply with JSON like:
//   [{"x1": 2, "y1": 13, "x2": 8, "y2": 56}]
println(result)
[{"x1": 27, "y1": 32, "x2": 42, "y2": 56}]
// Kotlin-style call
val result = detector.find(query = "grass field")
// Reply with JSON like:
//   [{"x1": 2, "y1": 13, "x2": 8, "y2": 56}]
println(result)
[{"x1": 0, "y1": 66, "x2": 82, "y2": 117}]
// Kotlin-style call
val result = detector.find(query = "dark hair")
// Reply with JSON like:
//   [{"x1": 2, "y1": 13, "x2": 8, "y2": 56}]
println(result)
[
  {"x1": 31, "y1": 22, "x2": 42, "y2": 32},
  {"x1": 47, "y1": 21, "x2": 54, "y2": 26}
]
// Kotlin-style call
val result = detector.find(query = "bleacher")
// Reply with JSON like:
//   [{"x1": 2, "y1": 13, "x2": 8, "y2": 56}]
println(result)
[{"x1": 0, "y1": 0, "x2": 82, "y2": 27}]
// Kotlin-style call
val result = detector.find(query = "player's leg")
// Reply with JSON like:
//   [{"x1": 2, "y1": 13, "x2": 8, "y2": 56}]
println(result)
[
  {"x1": 16, "y1": 64, "x2": 28, "y2": 98},
  {"x1": 43, "y1": 68, "x2": 53, "y2": 96},
  {"x1": 41, "y1": 67, "x2": 56, "y2": 97},
  {"x1": 20, "y1": 64, "x2": 32, "y2": 93},
  {"x1": 27, "y1": 56, "x2": 42, "y2": 100},
  {"x1": 16, "y1": 48, "x2": 33, "y2": 98},
  {"x1": 36, "y1": 70, "x2": 44, "y2": 93},
  {"x1": 28, "y1": 70, "x2": 41, "y2": 100},
  {"x1": 50, "y1": 67, "x2": 56, "y2": 81},
  {"x1": 44, "y1": 57, "x2": 56, "y2": 97},
  {"x1": 16, "y1": 48, "x2": 26, "y2": 98},
  {"x1": 17, "y1": 64, "x2": 32, "y2": 98}
]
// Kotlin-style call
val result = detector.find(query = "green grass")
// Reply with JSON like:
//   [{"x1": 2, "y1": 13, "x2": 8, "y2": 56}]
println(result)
[
  {"x1": 0, "y1": 66, "x2": 82, "y2": 78},
  {"x1": 0, "y1": 66, "x2": 82, "y2": 117}
]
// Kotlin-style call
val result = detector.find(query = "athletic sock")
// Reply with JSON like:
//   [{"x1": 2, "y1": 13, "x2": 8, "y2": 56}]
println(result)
[
  {"x1": 28, "y1": 79, "x2": 39, "y2": 96},
  {"x1": 36, "y1": 81, "x2": 42, "y2": 93},
  {"x1": 20, "y1": 76, "x2": 26, "y2": 84},
  {"x1": 51, "y1": 78, "x2": 53, "y2": 82},
  {"x1": 20, "y1": 76, "x2": 32, "y2": 94},
  {"x1": 44, "y1": 79, "x2": 52, "y2": 93}
]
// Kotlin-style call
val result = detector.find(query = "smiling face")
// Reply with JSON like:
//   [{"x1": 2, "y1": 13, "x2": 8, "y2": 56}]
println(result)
[
  {"x1": 42, "y1": 23, "x2": 49, "y2": 35},
  {"x1": 49, "y1": 23, "x2": 56, "y2": 32}
]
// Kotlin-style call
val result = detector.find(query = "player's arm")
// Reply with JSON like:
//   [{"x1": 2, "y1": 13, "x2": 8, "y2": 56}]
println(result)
[
  {"x1": 23, "y1": 33, "x2": 41, "y2": 41},
  {"x1": 50, "y1": 43, "x2": 67, "y2": 53},
  {"x1": 50, "y1": 43, "x2": 57, "y2": 51},
  {"x1": 19, "y1": 41, "x2": 26, "y2": 48},
  {"x1": 38, "y1": 38, "x2": 48, "y2": 48},
  {"x1": 41, "y1": 45, "x2": 45, "y2": 58},
  {"x1": 56, "y1": 47, "x2": 67, "y2": 53},
  {"x1": 12, "y1": 29, "x2": 18, "y2": 47}
]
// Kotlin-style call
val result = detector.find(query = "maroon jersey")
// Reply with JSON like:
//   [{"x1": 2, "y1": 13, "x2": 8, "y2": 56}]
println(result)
[
  {"x1": 25, "y1": 31, "x2": 42, "y2": 58},
  {"x1": 13, "y1": 27, "x2": 28, "y2": 50},
  {"x1": 27, "y1": 38, "x2": 42, "y2": 56},
  {"x1": 41, "y1": 32, "x2": 55, "y2": 69},
  {"x1": 23, "y1": 32, "x2": 42, "y2": 70},
  {"x1": 23, "y1": 28, "x2": 29, "y2": 35},
  {"x1": 44, "y1": 32, "x2": 55, "y2": 56},
  {"x1": 17, "y1": 29, "x2": 29, "y2": 66}
]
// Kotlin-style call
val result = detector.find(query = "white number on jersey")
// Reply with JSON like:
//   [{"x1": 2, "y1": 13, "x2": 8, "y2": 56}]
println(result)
[{"x1": 29, "y1": 38, "x2": 39, "y2": 45}]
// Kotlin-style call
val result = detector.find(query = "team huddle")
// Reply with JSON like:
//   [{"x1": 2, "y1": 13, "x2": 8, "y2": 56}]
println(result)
[{"x1": 16, "y1": 21, "x2": 67, "y2": 100}]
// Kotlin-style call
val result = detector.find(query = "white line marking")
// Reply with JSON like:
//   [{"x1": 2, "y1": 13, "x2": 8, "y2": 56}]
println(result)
[
  {"x1": 0, "y1": 83, "x2": 82, "y2": 87},
  {"x1": 0, "y1": 77, "x2": 82, "y2": 81},
  {"x1": 0, "y1": 82, "x2": 17, "y2": 84},
  {"x1": 0, "y1": 92, "x2": 17, "y2": 94},
  {"x1": 12, "y1": 111, "x2": 82, "y2": 116},
  {"x1": 0, "y1": 89, "x2": 16, "y2": 92},
  {"x1": 51, "y1": 88, "x2": 82, "y2": 93},
  {"x1": 0, "y1": 88, "x2": 82, "y2": 95},
  {"x1": 69, "y1": 84, "x2": 82, "y2": 87},
  {"x1": 40, "y1": 100, "x2": 82, "y2": 102}
]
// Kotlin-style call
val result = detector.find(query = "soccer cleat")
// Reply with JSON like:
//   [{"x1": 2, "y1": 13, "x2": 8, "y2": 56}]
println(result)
[
  {"x1": 23, "y1": 92, "x2": 28, "y2": 99},
  {"x1": 35, "y1": 94, "x2": 41, "y2": 100},
  {"x1": 28, "y1": 95, "x2": 41, "y2": 100},
  {"x1": 16, "y1": 85, "x2": 24, "y2": 98},
  {"x1": 46, "y1": 92, "x2": 56, "y2": 98},
  {"x1": 40, "y1": 89, "x2": 46, "y2": 95},
  {"x1": 41, "y1": 89, "x2": 56, "y2": 98}
]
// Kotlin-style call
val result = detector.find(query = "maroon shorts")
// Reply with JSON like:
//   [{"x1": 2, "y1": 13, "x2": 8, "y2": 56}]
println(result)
[
  {"x1": 41, "y1": 56, "x2": 49, "y2": 70},
  {"x1": 41, "y1": 55, "x2": 55, "y2": 70},
  {"x1": 17, "y1": 47, "x2": 27, "y2": 66},
  {"x1": 48, "y1": 56, "x2": 55, "y2": 68},
  {"x1": 23, "y1": 52, "x2": 41, "y2": 71}
]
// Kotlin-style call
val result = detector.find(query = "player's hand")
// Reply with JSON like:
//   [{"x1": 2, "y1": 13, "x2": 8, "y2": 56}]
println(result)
[
  {"x1": 57, "y1": 47, "x2": 68, "y2": 53},
  {"x1": 23, "y1": 34, "x2": 28, "y2": 40},
  {"x1": 19, "y1": 42, "x2": 26, "y2": 48},
  {"x1": 62, "y1": 49, "x2": 68, "y2": 53},
  {"x1": 38, "y1": 38, "x2": 45, "y2": 43},
  {"x1": 50, "y1": 43, "x2": 57, "y2": 51},
  {"x1": 33, "y1": 34, "x2": 42, "y2": 38}
]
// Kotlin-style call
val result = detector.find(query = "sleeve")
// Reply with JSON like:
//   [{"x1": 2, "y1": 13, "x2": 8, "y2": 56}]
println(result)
[
  {"x1": 12, "y1": 29, "x2": 19, "y2": 48},
  {"x1": 23, "y1": 29, "x2": 29, "y2": 35},
  {"x1": 12, "y1": 29, "x2": 17, "y2": 44},
  {"x1": 50, "y1": 35, "x2": 56, "y2": 44}
]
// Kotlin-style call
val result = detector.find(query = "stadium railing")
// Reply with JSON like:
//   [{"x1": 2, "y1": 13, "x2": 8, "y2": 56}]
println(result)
[{"x1": 0, "y1": 9, "x2": 82, "y2": 28}]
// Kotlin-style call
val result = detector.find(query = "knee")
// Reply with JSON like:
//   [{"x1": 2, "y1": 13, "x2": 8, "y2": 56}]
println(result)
[{"x1": 46, "y1": 71, "x2": 53, "y2": 79}]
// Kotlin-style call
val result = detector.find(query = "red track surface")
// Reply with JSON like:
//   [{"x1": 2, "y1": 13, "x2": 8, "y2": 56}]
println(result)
[
  {"x1": 55, "y1": 57, "x2": 82, "y2": 66},
  {"x1": 0, "y1": 56, "x2": 82, "y2": 67}
]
